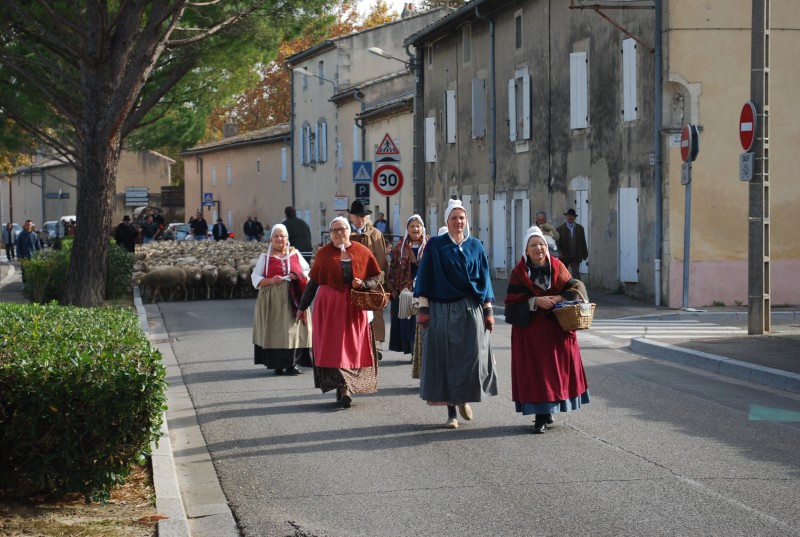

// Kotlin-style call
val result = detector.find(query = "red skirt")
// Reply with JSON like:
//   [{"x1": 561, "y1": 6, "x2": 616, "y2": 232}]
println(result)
[
  {"x1": 311, "y1": 285, "x2": 373, "y2": 369},
  {"x1": 510, "y1": 311, "x2": 588, "y2": 404}
]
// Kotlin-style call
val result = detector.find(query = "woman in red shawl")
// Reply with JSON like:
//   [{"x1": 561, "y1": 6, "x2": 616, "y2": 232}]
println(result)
[
  {"x1": 296, "y1": 217, "x2": 383, "y2": 408},
  {"x1": 504, "y1": 226, "x2": 590, "y2": 434}
]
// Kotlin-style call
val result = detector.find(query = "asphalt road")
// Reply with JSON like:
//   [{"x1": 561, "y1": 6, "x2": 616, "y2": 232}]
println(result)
[{"x1": 158, "y1": 298, "x2": 800, "y2": 537}]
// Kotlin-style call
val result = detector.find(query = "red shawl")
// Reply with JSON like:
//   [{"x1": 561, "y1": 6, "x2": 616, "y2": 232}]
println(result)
[
  {"x1": 309, "y1": 241, "x2": 381, "y2": 291},
  {"x1": 505, "y1": 256, "x2": 571, "y2": 305}
]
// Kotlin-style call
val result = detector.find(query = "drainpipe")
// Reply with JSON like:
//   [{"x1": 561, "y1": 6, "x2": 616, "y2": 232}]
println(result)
[
  {"x1": 654, "y1": 0, "x2": 663, "y2": 306},
  {"x1": 475, "y1": 5, "x2": 496, "y2": 183},
  {"x1": 407, "y1": 44, "x2": 425, "y2": 215}
]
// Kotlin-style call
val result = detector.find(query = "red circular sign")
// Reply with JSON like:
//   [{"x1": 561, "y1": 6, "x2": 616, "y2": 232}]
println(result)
[
  {"x1": 372, "y1": 164, "x2": 403, "y2": 196},
  {"x1": 680, "y1": 125, "x2": 693, "y2": 163},
  {"x1": 739, "y1": 102, "x2": 756, "y2": 152}
]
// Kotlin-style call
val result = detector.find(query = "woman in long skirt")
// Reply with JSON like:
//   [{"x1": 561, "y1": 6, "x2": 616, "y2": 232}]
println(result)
[
  {"x1": 297, "y1": 217, "x2": 383, "y2": 408},
  {"x1": 252, "y1": 224, "x2": 312, "y2": 375}
]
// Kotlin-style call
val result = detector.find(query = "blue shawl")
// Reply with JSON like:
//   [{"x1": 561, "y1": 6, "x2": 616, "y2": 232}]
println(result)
[{"x1": 414, "y1": 234, "x2": 494, "y2": 304}]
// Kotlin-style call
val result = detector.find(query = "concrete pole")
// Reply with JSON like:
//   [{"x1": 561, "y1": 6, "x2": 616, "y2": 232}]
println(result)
[{"x1": 748, "y1": 0, "x2": 770, "y2": 334}]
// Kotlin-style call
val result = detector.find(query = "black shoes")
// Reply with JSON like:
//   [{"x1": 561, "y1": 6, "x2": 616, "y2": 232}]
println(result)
[
  {"x1": 274, "y1": 368, "x2": 284, "y2": 376},
  {"x1": 285, "y1": 366, "x2": 302, "y2": 375},
  {"x1": 532, "y1": 414, "x2": 553, "y2": 434}
]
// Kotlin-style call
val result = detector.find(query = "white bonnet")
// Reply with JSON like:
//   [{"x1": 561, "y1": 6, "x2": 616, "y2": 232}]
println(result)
[
  {"x1": 443, "y1": 199, "x2": 470, "y2": 238},
  {"x1": 270, "y1": 223, "x2": 288, "y2": 238},
  {"x1": 329, "y1": 216, "x2": 349, "y2": 229}
]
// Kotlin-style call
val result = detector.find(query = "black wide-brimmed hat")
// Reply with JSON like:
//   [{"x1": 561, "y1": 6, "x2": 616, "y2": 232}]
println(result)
[
  {"x1": 564, "y1": 208, "x2": 578, "y2": 217},
  {"x1": 348, "y1": 200, "x2": 372, "y2": 217}
]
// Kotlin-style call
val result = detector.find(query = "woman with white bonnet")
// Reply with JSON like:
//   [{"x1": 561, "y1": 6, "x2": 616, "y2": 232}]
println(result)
[
  {"x1": 251, "y1": 224, "x2": 312, "y2": 375},
  {"x1": 387, "y1": 214, "x2": 429, "y2": 369},
  {"x1": 414, "y1": 199, "x2": 498, "y2": 429},
  {"x1": 296, "y1": 216, "x2": 383, "y2": 408},
  {"x1": 504, "y1": 226, "x2": 590, "y2": 433}
]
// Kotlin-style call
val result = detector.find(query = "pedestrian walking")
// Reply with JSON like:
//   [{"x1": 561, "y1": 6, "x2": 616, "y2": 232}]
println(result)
[
  {"x1": 504, "y1": 226, "x2": 590, "y2": 434},
  {"x1": 114, "y1": 215, "x2": 137, "y2": 252},
  {"x1": 414, "y1": 199, "x2": 498, "y2": 429},
  {"x1": 296, "y1": 217, "x2": 383, "y2": 408},
  {"x1": 243, "y1": 216, "x2": 256, "y2": 241},
  {"x1": 2, "y1": 222, "x2": 16, "y2": 261},
  {"x1": 282, "y1": 206, "x2": 313, "y2": 261},
  {"x1": 212, "y1": 218, "x2": 229, "y2": 241},
  {"x1": 252, "y1": 224, "x2": 313, "y2": 376},
  {"x1": 387, "y1": 214, "x2": 428, "y2": 373},
  {"x1": 556, "y1": 208, "x2": 588, "y2": 279},
  {"x1": 190, "y1": 212, "x2": 208, "y2": 241},
  {"x1": 140, "y1": 215, "x2": 160, "y2": 244}
]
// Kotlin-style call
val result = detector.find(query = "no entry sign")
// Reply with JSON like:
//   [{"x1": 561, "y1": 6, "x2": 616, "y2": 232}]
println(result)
[
  {"x1": 680, "y1": 124, "x2": 699, "y2": 163},
  {"x1": 739, "y1": 102, "x2": 756, "y2": 152}
]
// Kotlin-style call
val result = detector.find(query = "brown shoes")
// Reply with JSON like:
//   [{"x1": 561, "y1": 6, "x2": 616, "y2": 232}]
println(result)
[{"x1": 458, "y1": 404, "x2": 473, "y2": 421}]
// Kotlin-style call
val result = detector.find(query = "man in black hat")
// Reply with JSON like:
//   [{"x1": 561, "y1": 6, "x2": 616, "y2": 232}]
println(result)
[
  {"x1": 556, "y1": 208, "x2": 588, "y2": 279},
  {"x1": 114, "y1": 215, "x2": 137, "y2": 252},
  {"x1": 212, "y1": 218, "x2": 229, "y2": 241},
  {"x1": 348, "y1": 200, "x2": 389, "y2": 354}
]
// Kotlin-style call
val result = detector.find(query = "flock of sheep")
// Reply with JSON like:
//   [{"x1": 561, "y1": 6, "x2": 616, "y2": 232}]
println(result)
[{"x1": 132, "y1": 240, "x2": 271, "y2": 303}]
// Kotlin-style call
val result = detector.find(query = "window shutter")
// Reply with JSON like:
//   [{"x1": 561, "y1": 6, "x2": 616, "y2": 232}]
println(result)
[
  {"x1": 522, "y1": 73, "x2": 531, "y2": 140},
  {"x1": 570, "y1": 51, "x2": 589, "y2": 129},
  {"x1": 314, "y1": 123, "x2": 320, "y2": 163},
  {"x1": 320, "y1": 122, "x2": 328, "y2": 162},
  {"x1": 508, "y1": 78, "x2": 517, "y2": 141},
  {"x1": 622, "y1": 39, "x2": 638, "y2": 122},
  {"x1": 281, "y1": 147, "x2": 288, "y2": 181},
  {"x1": 425, "y1": 117, "x2": 437, "y2": 163},
  {"x1": 446, "y1": 90, "x2": 457, "y2": 144}
]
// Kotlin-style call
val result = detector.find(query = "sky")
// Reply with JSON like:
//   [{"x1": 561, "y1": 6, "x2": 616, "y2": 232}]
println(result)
[{"x1": 357, "y1": 0, "x2": 410, "y2": 16}]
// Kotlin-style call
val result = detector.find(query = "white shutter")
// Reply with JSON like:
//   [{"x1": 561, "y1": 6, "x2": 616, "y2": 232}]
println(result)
[
  {"x1": 570, "y1": 51, "x2": 588, "y2": 129},
  {"x1": 619, "y1": 187, "x2": 639, "y2": 282},
  {"x1": 321, "y1": 122, "x2": 328, "y2": 162},
  {"x1": 622, "y1": 39, "x2": 637, "y2": 122},
  {"x1": 522, "y1": 72, "x2": 531, "y2": 140},
  {"x1": 281, "y1": 147, "x2": 288, "y2": 182},
  {"x1": 425, "y1": 117, "x2": 437, "y2": 162},
  {"x1": 492, "y1": 198, "x2": 506, "y2": 270},
  {"x1": 299, "y1": 127, "x2": 306, "y2": 165},
  {"x1": 446, "y1": 90, "x2": 457, "y2": 144},
  {"x1": 314, "y1": 123, "x2": 320, "y2": 163},
  {"x1": 226, "y1": 162, "x2": 232, "y2": 185},
  {"x1": 428, "y1": 205, "x2": 438, "y2": 234},
  {"x1": 508, "y1": 78, "x2": 517, "y2": 141},
  {"x1": 461, "y1": 194, "x2": 472, "y2": 231}
]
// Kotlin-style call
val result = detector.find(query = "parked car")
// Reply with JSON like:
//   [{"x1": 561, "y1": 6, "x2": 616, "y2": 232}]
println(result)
[
  {"x1": 44, "y1": 221, "x2": 60, "y2": 240},
  {"x1": 11, "y1": 223, "x2": 22, "y2": 240},
  {"x1": 167, "y1": 223, "x2": 191, "y2": 241}
]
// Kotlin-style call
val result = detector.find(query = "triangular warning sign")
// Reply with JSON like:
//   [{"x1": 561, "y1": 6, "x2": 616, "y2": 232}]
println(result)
[
  {"x1": 354, "y1": 164, "x2": 371, "y2": 181},
  {"x1": 376, "y1": 133, "x2": 400, "y2": 155}
]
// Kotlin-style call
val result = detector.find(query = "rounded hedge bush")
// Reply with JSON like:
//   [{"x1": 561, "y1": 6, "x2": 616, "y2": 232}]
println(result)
[{"x1": 0, "y1": 302, "x2": 166, "y2": 503}]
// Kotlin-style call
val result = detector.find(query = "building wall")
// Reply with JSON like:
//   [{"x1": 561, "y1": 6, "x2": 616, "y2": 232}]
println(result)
[
  {"x1": 183, "y1": 139, "x2": 290, "y2": 239},
  {"x1": 114, "y1": 150, "x2": 174, "y2": 222},
  {"x1": 664, "y1": 0, "x2": 800, "y2": 307}
]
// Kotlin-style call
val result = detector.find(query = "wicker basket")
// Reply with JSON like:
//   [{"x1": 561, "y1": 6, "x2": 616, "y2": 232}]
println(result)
[
  {"x1": 351, "y1": 283, "x2": 390, "y2": 311},
  {"x1": 552, "y1": 288, "x2": 595, "y2": 331}
]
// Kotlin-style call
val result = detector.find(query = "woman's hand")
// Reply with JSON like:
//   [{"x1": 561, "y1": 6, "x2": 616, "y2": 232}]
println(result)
[
  {"x1": 535, "y1": 296, "x2": 558, "y2": 310},
  {"x1": 417, "y1": 306, "x2": 430, "y2": 328},
  {"x1": 270, "y1": 275, "x2": 284, "y2": 285},
  {"x1": 296, "y1": 309, "x2": 306, "y2": 322},
  {"x1": 352, "y1": 277, "x2": 363, "y2": 289}
]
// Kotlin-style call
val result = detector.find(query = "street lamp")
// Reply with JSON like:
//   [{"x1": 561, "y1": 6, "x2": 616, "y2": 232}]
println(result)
[
  {"x1": 292, "y1": 67, "x2": 337, "y2": 92},
  {"x1": 367, "y1": 47, "x2": 411, "y2": 67}
]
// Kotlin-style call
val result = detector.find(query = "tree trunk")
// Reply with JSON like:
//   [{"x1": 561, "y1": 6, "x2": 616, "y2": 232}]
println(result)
[{"x1": 62, "y1": 138, "x2": 120, "y2": 307}]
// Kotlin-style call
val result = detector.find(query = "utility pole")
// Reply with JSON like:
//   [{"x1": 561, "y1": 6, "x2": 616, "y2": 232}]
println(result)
[{"x1": 748, "y1": 0, "x2": 770, "y2": 334}]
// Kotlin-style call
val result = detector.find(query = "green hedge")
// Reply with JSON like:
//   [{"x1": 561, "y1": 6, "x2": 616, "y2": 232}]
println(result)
[
  {"x1": 0, "y1": 302, "x2": 166, "y2": 503},
  {"x1": 22, "y1": 239, "x2": 134, "y2": 304}
]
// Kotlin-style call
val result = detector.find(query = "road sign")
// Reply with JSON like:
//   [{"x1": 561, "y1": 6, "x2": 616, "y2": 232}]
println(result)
[
  {"x1": 372, "y1": 164, "x2": 403, "y2": 196},
  {"x1": 680, "y1": 125, "x2": 699, "y2": 162},
  {"x1": 352, "y1": 161, "x2": 372, "y2": 183},
  {"x1": 681, "y1": 161, "x2": 691, "y2": 185},
  {"x1": 740, "y1": 152, "x2": 754, "y2": 181},
  {"x1": 739, "y1": 101, "x2": 757, "y2": 152},
  {"x1": 355, "y1": 183, "x2": 370, "y2": 199},
  {"x1": 203, "y1": 192, "x2": 214, "y2": 207},
  {"x1": 375, "y1": 133, "x2": 400, "y2": 163}
]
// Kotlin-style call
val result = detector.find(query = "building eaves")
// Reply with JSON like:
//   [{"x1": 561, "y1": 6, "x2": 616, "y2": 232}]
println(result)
[
  {"x1": 286, "y1": 40, "x2": 336, "y2": 66},
  {"x1": 180, "y1": 124, "x2": 290, "y2": 157},
  {"x1": 357, "y1": 94, "x2": 414, "y2": 122},
  {"x1": 404, "y1": 0, "x2": 515, "y2": 47},
  {"x1": 329, "y1": 71, "x2": 408, "y2": 104}
]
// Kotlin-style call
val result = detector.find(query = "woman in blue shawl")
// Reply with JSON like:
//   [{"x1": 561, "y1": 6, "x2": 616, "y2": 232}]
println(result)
[{"x1": 414, "y1": 199, "x2": 498, "y2": 429}]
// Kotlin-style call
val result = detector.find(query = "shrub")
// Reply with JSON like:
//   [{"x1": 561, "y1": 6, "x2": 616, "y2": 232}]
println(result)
[
  {"x1": 0, "y1": 302, "x2": 166, "y2": 503},
  {"x1": 22, "y1": 239, "x2": 134, "y2": 304}
]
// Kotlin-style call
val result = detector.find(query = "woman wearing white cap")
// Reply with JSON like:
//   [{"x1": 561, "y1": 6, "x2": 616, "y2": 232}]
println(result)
[
  {"x1": 504, "y1": 226, "x2": 590, "y2": 434},
  {"x1": 251, "y1": 224, "x2": 312, "y2": 376},
  {"x1": 387, "y1": 214, "x2": 429, "y2": 371},
  {"x1": 414, "y1": 199, "x2": 498, "y2": 429},
  {"x1": 296, "y1": 217, "x2": 383, "y2": 408}
]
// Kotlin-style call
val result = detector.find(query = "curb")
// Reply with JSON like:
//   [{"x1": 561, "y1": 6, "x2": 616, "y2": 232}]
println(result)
[
  {"x1": 135, "y1": 289, "x2": 191, "y2": 537},
  {"x1": 630, "y1": 337, "x2": 800, "y2": 394}
]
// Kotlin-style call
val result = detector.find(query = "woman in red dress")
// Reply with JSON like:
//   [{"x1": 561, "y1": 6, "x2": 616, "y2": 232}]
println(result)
[
  {"x1": 504, "y1": 226, "x2": 590, "y2": 433},
  {"x1": 296, "y1": 217, "x2": 383, "y2": 408}
]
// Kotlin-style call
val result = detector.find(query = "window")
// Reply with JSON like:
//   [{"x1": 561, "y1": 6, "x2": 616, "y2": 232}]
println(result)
[
  {"x1": 319, "y1": 120, "x2": 328, "y2": 162},
  {"x1": 445, "y1": 90, "x2": 457, "y2": 144},
  {"x1": 302, "y1": 66, "x2": 308, "y2": 90},
  {"x1": 570, "y1": 51, "x2": 589, "y2": 129},
  {"x1": 508, "y1": 66, "x2": 531, "y2": 142},
  {"x1": 463, "y1": 23, "x2": 471, "y2": 64},
  {"x1": 226, "y1": 162, "x2": 232, "y2": 185},
  {"x1": 314, "y1": 123, "x2": 320, "y2": 163},
  {"x1": 425, "y1": 117, "x2": 437, "y2": 162},
  {"x1": 317, "y1": 61, "x2": 325, "y2": 86},
  {"x1": 622, "y1": 38, "x2": 638, "y2": 122},
  {"x1": 281, "y1": 148, "x2": 288, "y2": 182},
  {"x1": 515, "y1": 11, "x2": 522, "y2": 50},
  {"x1": 472, "y1": 79, "x2": 486, "y2": 139}
]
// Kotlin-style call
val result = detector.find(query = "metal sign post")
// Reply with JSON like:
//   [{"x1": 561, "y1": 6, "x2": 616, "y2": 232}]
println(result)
[{"x1": 680, "y1": 125, "x2": 699, "y2": 310}]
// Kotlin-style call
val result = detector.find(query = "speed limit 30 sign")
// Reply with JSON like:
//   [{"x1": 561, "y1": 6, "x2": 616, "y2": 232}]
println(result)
[{"x1": 372, "y1": 164, "x2": 403, "y2": 196}]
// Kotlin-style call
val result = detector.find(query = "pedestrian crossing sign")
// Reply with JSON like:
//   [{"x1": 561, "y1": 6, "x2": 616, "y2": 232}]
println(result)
[
  {"x1": 375, "y1": 133, "x2": 400, "y2": 163},
  {"x1": 203, "y1": 192, "x2": 214, "y2": 206},
  {"x1": 353, "y1": 161, "x2": 372, "y2": 183}
]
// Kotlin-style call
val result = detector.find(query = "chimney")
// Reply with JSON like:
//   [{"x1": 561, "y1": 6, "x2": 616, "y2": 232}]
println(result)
[
  {"x1": 223, "y1": 117, "x2": 238, "y2": 138},
  {"x1": 401, "y1": 3, "x2": 415, "y2": 19}
]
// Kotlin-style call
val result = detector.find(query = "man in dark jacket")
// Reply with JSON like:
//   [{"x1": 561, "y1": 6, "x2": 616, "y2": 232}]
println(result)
[
  {"x1": 212, "y1": 218, "x2": 229, "y2": 241},
  {"x1": 282, "y1": 206, "x2": 313, "y2": 260},
  {"x1": 114, "y1": 215, "x2": 137, "y2": 252},
  {"x1": 556, "y1": 208, "x2": 588, "y2": 279}
]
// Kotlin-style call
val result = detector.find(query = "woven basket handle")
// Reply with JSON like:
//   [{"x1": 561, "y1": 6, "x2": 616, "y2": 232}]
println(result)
[{"x1": 567, "y1": 284, "x2": 589, "y2": 303}]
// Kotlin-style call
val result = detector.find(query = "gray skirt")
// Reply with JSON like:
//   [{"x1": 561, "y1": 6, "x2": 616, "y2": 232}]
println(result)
[{"x1": 419, "y1": 296, "x2": 498, "y2": 404}]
